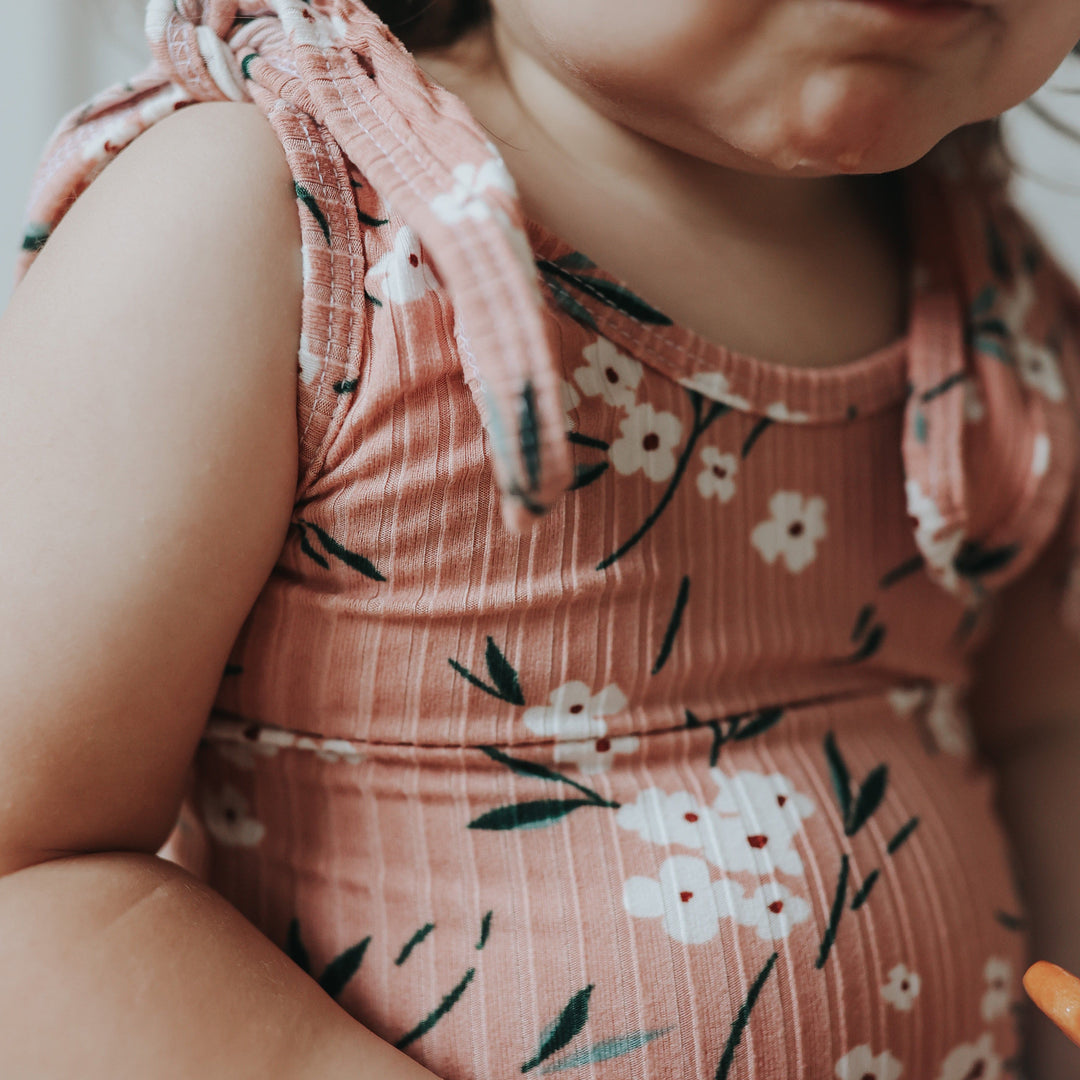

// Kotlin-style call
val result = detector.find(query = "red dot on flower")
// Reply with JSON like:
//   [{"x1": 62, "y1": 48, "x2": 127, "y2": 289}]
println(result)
[
  {"x1": 642, "y1": 433, "x2": 660, "y2": 451},
  {"x1": 712, "y1": 466, "x2": 727, "y2": 478},
  {"x1": 604, "y1": 367, "x2": 619, "y2": 384},
  {"x1": 860, "y1": 1074, "x2": 875, "y2": 1080},
  {"x1": 747, "y1": 834, "x2": 768, "y2": 849},
  {"x1": 569, "y1": 704, "x2": 584, "y2": 714},
  {"x1": 966, "y1": 1063, "x2": 986, "y2": 1080},
  {"x1": 409, "y1": 253, "x2": 419, "y2": 267},
  {"x1": 776, "y1": 795, "x2": 787, "y2": 807},
  {"x1": 595, "y1": 737, "x2": 611, "y2": 752},
  {"x1": 788, "y1": 521, "x2": 805, "y2": 537},
  {"x1": 679, "y1": 891, "x2": 693, "y2": 903},
  {"x1": 684, "y1": 812, "x2": 699, "y2": 823},
  {"x1": 243, "y1": 724, "x2": 261, "y2": 741},
  {"x1": 768, "y1": 900, "x2": 784, "y2": 914},
  {"x1": 901, "y1": 981, "x2": 909, "y2": 992}
]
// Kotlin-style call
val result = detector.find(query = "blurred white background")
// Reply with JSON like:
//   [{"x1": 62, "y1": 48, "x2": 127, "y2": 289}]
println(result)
[{"x1": 1, "y1": 3, "x2": 1079, "y2": 295}]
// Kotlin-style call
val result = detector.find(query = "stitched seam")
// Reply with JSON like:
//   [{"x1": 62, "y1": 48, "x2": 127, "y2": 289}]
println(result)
[
  {"x1": 289, "y1": 108, "x2": 343, "y2": 452},
  {"x1": 204, "y1": 684, "x2": 919, "y2": 752}
]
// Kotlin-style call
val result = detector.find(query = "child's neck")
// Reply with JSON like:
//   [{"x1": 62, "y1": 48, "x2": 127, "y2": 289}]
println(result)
[{"x1": 414, "y1": 21, "x2": 910, "y2": 370}]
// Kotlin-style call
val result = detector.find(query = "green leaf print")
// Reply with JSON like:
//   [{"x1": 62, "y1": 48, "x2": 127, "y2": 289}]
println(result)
[
  {"x1": 449, "y1": 637, "x2": 526, "y2": 705},
  {"x1": 740, "y1": 416, "x2": 774, "y2": 460},
  {"x1": 567, "y1": 431, "x2": 610, "y2": 451},
  {"x1": 519, "y1": 381, "x2": 542, "y2": 493},
  {"x1": 296, "y1": 520, "x2": 386, "y2": 581},
  {"x1": 536, "y1": 258, "x2": 673, "y2": 326},
  {"x1": 953, "y1": 541, "x2": 1020, "y2": 580},
  {"x1": 879, "y1": 554, "x2": 925, "y2": 589},
  {"x1": 995, "y1": 910, "x2": 1027, "y2": 933},
  {"x1": 319, "y1": 936, "x2": 372, "y2": 999},
  {"x1": 394, "y1": 967, "x2": 477, "y2": 1050},
  {"x1": 285, "y1": 917, "x2": 311, "y2": 975},
  {"x1": 477, "y1": 745, "x2": 610, "y2": 804},
  {"x1": 846, "y1": 765, "x2": 888, "y2": 836},
  {"x1": 21, "y1": 224, "x2": 50, "y2": 254},
  {"x1": 538, "y1": 1028, "x2": 673, "y2": 1073},
  {"x1": 521, "y1": 985, "x2": 594, "y2": 1072},
  {"x1": 394, "y1": 923, "x2": 435, "y2": 966},
  {"x1": 850, "y1": 868, "x2": 880, "y2": 911},
  {"x1": 815, "y1": 854, "x2": 850, "y2": 970},
  {"x1": 686, "y1": 708, "x2": 785, "y2": 767},
  {"x1": 467, "y1": 798, "x2": 615, "y2": 832},
  {"x1": 569, "y1": 461, "x2": 609, "y2": 492},
  {"x1": 357, "y1": 208, "x2": 390, "y2": 228},
  {"x1": 823, "y1": 733, "x2": 888, "y2": 836},
  {"x1": 733, "y1": 707, "x2": 784, "y2": 741},
  {"x1": 597, "y1": 390, "x2": 730, "y2": 571},
  {"x1": 545, "y1": 278, "x2": 598, "y2": 330},
  {"x1": 886, "y1": 816, "x2": 920, "y2": 854},
  {"x1": 285, "y1": 919, "x2": 370, "y2": 1000},
  {"x1": 552, "y1": 252, "x2": 596, "y2": 272},
  {"x1": 823, "y1": 732, "x2": 852, "y2": 823},
  {"x1": 652, "y1": 575, "x2": 690, "y2": 675},
  {"x1": 986, "y1": 220, "x2": 1012, "y2": 282},
  {"x1": 476, "y1": 910, "x2": 493, "y2": 950},
  {"x1": 714, "y1": 951, "x2": 779, "y2": 1080},
  {"x1": 294, "y1": 181, "x2": 331, "y2": 246}
]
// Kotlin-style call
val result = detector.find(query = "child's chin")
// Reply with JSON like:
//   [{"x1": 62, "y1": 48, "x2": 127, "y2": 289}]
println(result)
[{"x1": 726, "y1": 95, "x2": 962, "y2": 177}]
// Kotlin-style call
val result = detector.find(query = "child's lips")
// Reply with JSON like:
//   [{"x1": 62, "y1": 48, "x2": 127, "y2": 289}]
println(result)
[{"x1": 1024, "y1": 961, "x2": 1080, "y2": 1047}]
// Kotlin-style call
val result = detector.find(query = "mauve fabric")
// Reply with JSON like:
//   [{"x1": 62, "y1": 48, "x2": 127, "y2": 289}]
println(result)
[{"x1": 16, "y1": 2, "x2": 1080, "y2": 1077}]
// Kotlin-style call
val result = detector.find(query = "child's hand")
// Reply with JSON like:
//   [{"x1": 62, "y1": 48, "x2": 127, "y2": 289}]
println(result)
[{"x1": 1024, "y1": 961, "x2": 1080, "y2": 1049}]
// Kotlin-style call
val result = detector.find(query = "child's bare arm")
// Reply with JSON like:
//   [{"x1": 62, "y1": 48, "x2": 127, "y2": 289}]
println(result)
[
  {"x1": 0, "y1": 103, "x2": 441, "y2": 1079},
  {"x1": 969, "y1": 520, "x2": 1080, "y2": 1080}
]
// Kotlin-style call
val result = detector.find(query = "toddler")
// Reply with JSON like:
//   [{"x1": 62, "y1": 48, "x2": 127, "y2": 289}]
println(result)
[{"x1": 2, "y1": 0, "x2": 1080, "y2": 1077}]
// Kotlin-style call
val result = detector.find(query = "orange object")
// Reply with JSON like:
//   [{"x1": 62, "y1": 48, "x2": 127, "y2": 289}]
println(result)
[{"x1": 1024, "y1": 961, "x2": 1080, "y2": 1047}]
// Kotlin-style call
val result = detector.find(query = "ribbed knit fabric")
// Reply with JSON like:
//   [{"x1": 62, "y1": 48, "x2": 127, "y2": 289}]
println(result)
[{"x1": 17, "y1": 3, "x2": 1080, "y2": 1077}]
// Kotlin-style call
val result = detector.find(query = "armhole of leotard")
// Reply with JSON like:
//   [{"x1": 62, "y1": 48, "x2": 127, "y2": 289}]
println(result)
[{"x1": 259, "y1": 101, "x2": 370, "y2": 500}]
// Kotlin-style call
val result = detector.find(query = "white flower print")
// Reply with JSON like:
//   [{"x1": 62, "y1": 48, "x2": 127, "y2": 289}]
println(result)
[
  {"x1": 609, "y1": 403, "x2": 684, "y2": 483},
  {"x1": 1032, "y1": 432, "x2": 1051, "y2": 478},
  {"x1": 964, "y1": 381, "x2": 986, "y2": 424},
  {"x1": 981, "y1": 958, "x2": 1014, "y2": 1022},
  {"x1": 367, "y1": 225, "x2": 441, "y2": 304},
  {"x1": 835, "y1": 1045, "x2": 904, "y2": 1080},
  {"x1": 677, "y1": 370, "x2": 751, "y2": 412},
  {"x1": 904, "y1": 480, "x2": 964, "y2": 593},
  {"x1": 696, "y1": 448, "x2": 738, "y2": 503},
  {"x1": 202, "y1": 784, "x2": 265, "y2": 848},
  {"x1": 561, "y1": 378, "x2": 581, "y2": 428},
  {"x1": 764, "y1": 401, "x2": 810, "y2": 424},
  {"x1": 616, "y1": 788, "x2": 729, "y2": 855},
  {"x1": 881, "y1": 964, "x2": 922, "y2": 1012},
  {"x1": 750, "y1": 492, "x2": 828, "y2": 574},
  {"x1": 553, "y1": 734, "x2": 639, "y2": 775},
  {"x1": 887, "y1": 685, "x2": 930, "y2": 718},
  {"x1": 710, "y1": 769, "x2": 816, "y2": 877},
  {"x1": 623, "y1": 855, "x2": 736, "y2": 945},
  {"x1": 522, "y1": 681, "x2": 627, "y2": 740},
  {"x1": 717, "y1": 879, "x2": 812, "y2": 941},
  {"x1": 936, "y1": 1033, "x2": 1001, "y2": 1080},
  {"x1": 573, "y1": 339, "x2": 643, "y2": 410},
  {"x1": 429, "y1": 158, "x2": 517, "y2": 224},
  {"x1": 925, "y1": 685, "x2": 976, "y2": 758},
  {"x1": 314, "y1": 739, "x2": 365, "y2": 766},
  {"x1": 1016, "y1": 338, "x2": 1066, "y2": 402}
]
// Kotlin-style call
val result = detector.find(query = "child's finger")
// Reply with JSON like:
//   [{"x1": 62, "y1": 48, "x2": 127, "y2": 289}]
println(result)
[{"x1": 1024, "y1": 961, "x2": 1080, "y2": 1048}]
